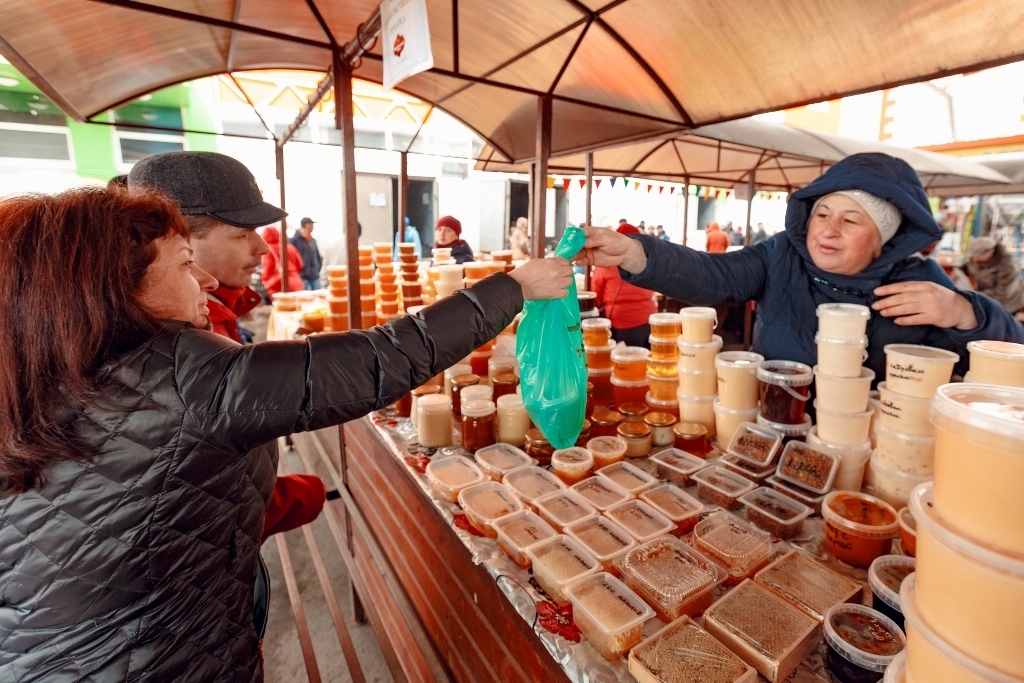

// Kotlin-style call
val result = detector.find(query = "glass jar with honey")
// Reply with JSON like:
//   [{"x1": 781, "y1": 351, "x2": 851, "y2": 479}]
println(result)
[
  {"x1": 492, "y1": 372, "x2": 519, "y2": 401},
  {"x1": 525, "y1": 428, "x2": 555, "y2": 464},
  {"x1": 673, "y1": 422, "x2": 711, "y2": 457},
  {"x1": 591, "y1": 410, "x2": 623, "y2": 438},
  {"x1": 617, "y1": 422, "x2": 653, "y2": 458},
  {"x1": 618, "y1": 402, "x2": 650, "y2": 423},
  {"x1": 451, "y1": 373, "x2": 481, "y2": 418},
  {"x1": 461, "y1": 399, "x2": 497, "y2": 452}
]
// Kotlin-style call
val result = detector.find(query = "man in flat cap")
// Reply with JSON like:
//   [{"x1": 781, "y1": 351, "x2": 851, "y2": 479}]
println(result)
[{"x1": 291, "y1": 217, "x2": 323, "y2": 291}]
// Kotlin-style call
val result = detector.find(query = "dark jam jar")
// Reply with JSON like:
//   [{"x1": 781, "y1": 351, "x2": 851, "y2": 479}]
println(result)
[
  {"x1": 492, "y1": 372, "x2": 519, "y2": 402},
  {"x1": 823, "y1": 604, "x2": 905, "y2": 683},
  {"x1": 451, "y1": 373, "x2": 481, "y2": 419},
  {"x1": 461, "y1": 400, "x2": 497, "y2": 453},
  {"x1": 673, "y1": 422, "x2": 710, "y2": 457},
  {"x1": 756, "y1": 361, "x2": 813, "y2": 425},
  {"x1": 524, "y1": 428, "x2": 554, "y2": 464},
  {"x1": 394, "y1": 391, "x2": 413, "y2": 417},
  {"x1": 574, "y1": 419, "x2": 592, "y2": 448},
  {"x1": 590, "y1": 410, "x2": 623, "y2": 438}
]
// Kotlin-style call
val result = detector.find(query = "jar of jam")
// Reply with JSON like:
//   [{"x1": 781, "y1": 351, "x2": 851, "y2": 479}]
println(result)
[
  {"x1": 492, "y1": 372, "x2": 519, "y2": 401},
  {"x1": 589, "y1": 368, "x2": 613, "y2": 405},
  {"x1": 410, "y1": 384, "x2": 441, "y2": 428},
  {"x1": 461, "y1": 399, "x2": 497, "y2": 453},
  {"x1": 618, "y1": 402, "x2": 650, "y2": 423},
  {"x1": 451, "y1": 373, "x2": 481, "y2": 418},
  {"x1": 585, "y1": 381, "x2": 595, "y2": 417},
  {"x1": 394, "y1": 391, "x2": 413, "y2": 418},
  {"x1": 673, "y1": 422, "x2": 711, "y2": 457},
  {"x1": 644, "y1": 412, "x2": 677, "y2": 447},
  {"x1": 617, "y1": 422, "x2": 653, "y2": 458},
  {"x1": 757, "y1": 360, "x2": 813, "y2": 425},
  {"x1": 525, "y1": 428, "x2": 555, "y2": 464},
  {"x1": 574, "y1": 419, "x2": 592, "y2": 447},
  {"x1": 591, "y1": 410, "x2": 623, "y2": 438},
  {"x1": 488, "y1": 356, "x2": 517, "y2": 384}
]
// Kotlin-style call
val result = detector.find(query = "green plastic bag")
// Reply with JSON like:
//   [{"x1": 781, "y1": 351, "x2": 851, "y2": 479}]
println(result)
[{"x1": 516, "y1": 226, "x2": 588, "y2": 450}]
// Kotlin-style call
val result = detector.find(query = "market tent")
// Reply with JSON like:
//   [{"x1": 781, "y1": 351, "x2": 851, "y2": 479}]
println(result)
[
  {"x1": 475, "y1": 117, "x2": 1012, "y2": 191},
  {"x1": 3, "y1": 0, "x2": 1024, "y2": 164},
  {"x1": 928, "y1": 153, "x2": 1024, "y2": 196}
]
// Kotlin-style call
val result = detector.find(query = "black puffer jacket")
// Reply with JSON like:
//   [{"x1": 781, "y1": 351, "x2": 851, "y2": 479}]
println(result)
[{"x1": 0, "y1": 274, "x2": 522, "y2": 682}]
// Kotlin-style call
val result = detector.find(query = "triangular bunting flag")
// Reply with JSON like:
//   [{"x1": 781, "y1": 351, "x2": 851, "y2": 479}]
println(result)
[
  {"x1": 611, "y1": 177, "x2": 618, "y2": 188},
  {"x1": 659, "y1": 186, "x2": 665, "y2": 194},
  {"x1": 646, "y1": 184, "x2": 653, "y2": 193},
  {"x1": 595, "y1": 179, "x2": 602, "y2": 188},
  {"x1": 547, "y1": 176, "x2": 555, "y2": 189},
  {"x1": 633, "y1": 182, "x2": 641, "y2": 191},
  {"x1": 563, "y1": 178, "x2": 571, "y2": 192},
  {"x1": 579, "y1": 178, "x2": 586, "y2": 189}
]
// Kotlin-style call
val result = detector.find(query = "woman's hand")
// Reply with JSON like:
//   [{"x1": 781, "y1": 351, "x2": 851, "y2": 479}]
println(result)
[
  {"x1": 508, "y1": 256, "x2": 574, "y2": 300},
  {"x1": 573, "y1": 226, "x2": 648, "y2": 274},
  {"x1": 872, "y1": 281, "x2": 978, "y2": 330}
]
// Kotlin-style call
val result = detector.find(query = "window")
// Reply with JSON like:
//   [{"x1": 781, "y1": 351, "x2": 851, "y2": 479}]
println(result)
[
  {"x1": 112, "y1": 103, "x2": 187, "y2": 169},
  {"x1": 0, "y1": 94, "x2": 72, "y2": 164},
  {"x1": 118, "y1": 137, "x2": 184, "y2": 163}
]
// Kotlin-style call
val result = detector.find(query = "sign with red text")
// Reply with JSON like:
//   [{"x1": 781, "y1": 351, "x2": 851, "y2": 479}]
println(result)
[{"x1": 382, "y1": 0, "x2": 433, "y2": 91}]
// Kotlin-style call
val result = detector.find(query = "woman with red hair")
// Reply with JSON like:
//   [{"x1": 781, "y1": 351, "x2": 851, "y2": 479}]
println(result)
[{"x1": 591, "y1": 223, "x2": 657, "y2": 347}]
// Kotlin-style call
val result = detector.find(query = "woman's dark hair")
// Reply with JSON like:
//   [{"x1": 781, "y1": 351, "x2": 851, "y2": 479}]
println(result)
[{"x1": 0, "y1": 186, "x2": 190, "y2": 495}]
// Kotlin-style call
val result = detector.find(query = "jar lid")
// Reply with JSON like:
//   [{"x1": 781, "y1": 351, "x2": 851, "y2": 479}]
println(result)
[
  {"x1": 649, "y1": 312, "x2": 683, "y2": 326},
  {"x1": 822, "y1": 491, "x2": 899, "y2": 539},
  {"x1": 714, "y1": 351, "x2": 764, "y2": 367},
  {"x1": 577, "y1": 290, "x2": 597, "y2": 300},
  {"x1": 617, "y1": 422, "x2": 652, "y2": 438},
  {"x1": 930, "y1": 382, "x2": 1024, "y2": 443},
  {"x1": 816, "y1": 302, "x2": 871, "y2": 319},
  {"x1": 581, "y1": 317, "x2": 612, "y2": 329},
  {"x1": 815, "y1": 333, "x2": 869, "y2": 347},
  {"x1": 823, "y1": 603, "x2": 906, "y2": 673},
  {"x1": 460, "y1": 399, "x2": 496, "y2": 417},
  {"x1": 584, "y1": 341, "x2": 617, "y2": 352},
  {"x1": 610, "y1": 346, "x2": 651, "y2": 363},
  {"x1": 644, "y1": 412, "x2": 677, "y2": 428},
  {"x1": 883, "y1": 343, "x2": 959, "y2": 364},
  {"x1": 452, "y1": 373, "x2": 481, "y2": 387},
  {"x1": 417, "y1": 394, "x2": 453, "y2": 411},
  {"x1": 591, "y1": 409, "x2": 623, "y2": 426},
  {"x1": 868, "y1": 554, "x2": 917, "y2": 612},
  {"x1": 967, "y1": 339, "x2": 1024, "y2": 360},
  {"x1": 678, "y1": 306, "x2": 717, "y2": 320},
  {"x1": 676, "y1": 334, "x2": 724, "y2": 351},
  {"x1": 756, "y1": 412, "x2": 813, "y2": 436},
  {"x1": 496, "y1": 393, "x2": 524, "y2": 408},
  {"x1": 525, "y1": 428, "x2": 549, "y2": 445},
  {"x1": 411, "y1": 384, "x2": 441, "y2": 397},
  {"x1": 610, "y1": 376, "x2": 650, "y2": 388},
  {"x1": 756, "y1": 360, "x2": 814, "y2": 386},
  {"x1": 493, "y1": 372, "x2": 518, "y2": 386},
  {"x1": 646, "y1": 393, "x2": 680, "y2": 408},
  {"x1": 618, "y1": 402, "x2": 649, "y2": 416},
  {"x1": 672, "y1": 422, "x2": 707, "y2": 439}
]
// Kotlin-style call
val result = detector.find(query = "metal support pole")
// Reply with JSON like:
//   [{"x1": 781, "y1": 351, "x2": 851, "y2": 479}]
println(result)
[
  {"x1": 397, "y1": 151, "x2": 409, "y2": 248},
  {"x1": 275, "y1": 145, "x2": 290, "y2": 293},
  {"x1": 584, "y1": 151, "x2": 593, "y2": 291},
  {"x1": 336, "y1": 55, "x2": 362, "y2": 328},
  {"x1": 682, "y1": 176, "x2": 690, "y2": 246},
  {"x1": 533, "y1": 95, "x2": 552, "y2": 259},
  {"x1": 528, "y1": 162, "x2": 536, "y2": 238},
  {"x1": 744, "y1": 172, "x2": 756, "y2": 246}
]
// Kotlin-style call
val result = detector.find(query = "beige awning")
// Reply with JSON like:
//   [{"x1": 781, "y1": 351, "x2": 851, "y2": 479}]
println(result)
[
  {"x1": 475, "y1": 117, "x2": 1012, "y2": 191},
  {"x1": 3, "y1": 1, "x2": 1024, "y2": 163}
]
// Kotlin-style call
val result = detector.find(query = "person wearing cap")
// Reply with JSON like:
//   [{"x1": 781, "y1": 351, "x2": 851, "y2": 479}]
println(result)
[
  {"x1": 290, "y1": 217, "x2": 323, "y2": 290},
  {"x1": 965, "y1": 235, "x2": 1024, "y2": 316},
  {"x1": 129, "y1": 151, "x2": 279, "y2": 344},
  {"x1": 591, "y1": 223, "x2": 658, "y2": 347},
  {"x1": 575, "y1": 153, "x2": 1024, "y2": 379},
  {"x1": 434, "y1": 214, "x2": 474, "y2": 264}
]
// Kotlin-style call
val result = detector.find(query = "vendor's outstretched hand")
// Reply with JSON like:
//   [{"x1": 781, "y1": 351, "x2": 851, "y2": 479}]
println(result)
[
  {"x1": 573, "y1": 226, "x2": 648, "y2": 274},
  {"x1": 873, "y1": 281, "x2": 978, "y2": 330},
  {"x1": 508, "y1": 256, "x2": 574, "y2": 300}
]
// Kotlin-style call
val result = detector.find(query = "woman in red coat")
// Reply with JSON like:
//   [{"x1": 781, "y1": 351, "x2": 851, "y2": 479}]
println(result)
[
  {"x1": 591, "y1": 223, "x2": 657, "y2": 347},
  {"x1": 260, "y1": 225, "x2": 304, "y2": 298}
]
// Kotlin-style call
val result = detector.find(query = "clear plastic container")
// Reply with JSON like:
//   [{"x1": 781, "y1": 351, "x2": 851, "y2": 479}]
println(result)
[
  {"x1": 897, "y1": 506, "x2": 916, "y2": 557},
  {"x1": 876, "y1": 380, "x2": 934, "y2": 436},
  {"x1": 581, "y1": 317, "x2": 612, "y2": 347},
  {"x1": 677, "y1": 334, "x2": 724, "y2": 372},
  {"x1": 644, "y1": 411, "x2": 677, "y2": 447},
  {"x1": 585, "y1": 436, "x2": 628, "y2": 469},
  {"x1": 868, "y1": 554, "x2": 916, "y2": 631},
  {"x1": 647, "y1": 357, "x2": 679, "y2": 379},
  {"x1": 550, "y1": 447, "x2": 593, "y2": 485},
  {"x1": 649, "y1": 312, "x2": 683, "y2": 339},
  {"x1": 571, "y1": 475, "x2": 631, "y2": 512},
  {"x1": 645, "y1": 393, "x2": 680, "y2": 420},
  {"x1": 677, "y1": 391, "x2": 716, "y2": 437},
  {"x1": 816, "y1": 303, "x2": 870, "y2": 341},
  {"x1": 534, "y1": 489, "x2": 597, "y2": 531},
  {"x1": 728, "y1": 422, "x2": 783, "y2": 466},
  {"x1": 824, "y1": 603, "x2": 906, "y2": 683},
  {"x1": 564, "y1": 572, "x2": 654, "y2": 659},
  {"x1": 492, "y1": 510, "x2": 556, "y2": 569},
  {"x1": 967, "y1": 339, "x2": 1024, "y2": 387},
  {"x1": 679, "y1": 307, "x2": 718, "y2": 343},
  {"x1": 612, "y1": 376, "x2": 650, "y2": 406},
  {"x1": 766, "y1": 475, "x2": 827, "y2": 514},
  {"x1": 757, "y1": 360, "x2": 813, "y2": 425},
  {"x1": 884, "y1": 651, "x2": 907, "y2": 683},
  {"x1": 526, "y1": 535, "x2": 601, "y2": 605},
  {"x1": 564, "y1": 514, "x2": 637, "y2": 572},
  {"x1": 754, "y1": 549, "x2": 862, "y2": 621},
  {"x1": 611, "y1": 346, "x2": 651, "y2": 382},
  {"x1": 776, "y1": 440, "x2": 841, "y2": 494},
  {"x1": 473, "y1": 443, "x2": 535, "y2": 481},
  {"x1": 691, "y1": 465, "x2": 756, "y2": 510},
  {"x1": 457, "y1": 481, "x2": 524, "y2": 536},
  {"x1": 605, "y1": 499, "x2": 676, "y2": 543},
  {"x1": 678, "y1": 366, "x2": 717, "y2": 396},
  {"x1": 647, "y1": 372, "x2": 680, "y2": 402},
  {"x1": 815, "y1": 400, "x2": 874, "y2": 446},
  {"x1": 822, "y1": 491, "x2": 899, "y2": 568},
  {"x1": 501, "y1": 465, "x2": 566, "y2": 509},
  {"x1": 649, "y1": 448, "x2": 707, "y2": 486},
  {"x1": 883, "y1": 344, "x2": 959, "y2": 398},
  {"x1": 714, "y1": 401, "x2": 761, "y2": 451},
  {"x1": 617, "y1": 536, "x2": 725, "y2": 622},
  {"x1": 720, "y1": 453, "x2": 777, "y2": 484},
  {"x1": 584, "y1": 341, "x2": 616, "y2": 370},
  {"x1": 703, "y1": 579, "x2": 821, "y2": 683},
  {"x1": 628, "y1": 615, "x2": 758, "y2": 683},
  {"x1": 815, "y1": 365, "x2": 875, "y2": 414},
  {"x1": 596, "y1": 460, "x2": 655, "y2": 495},
  {"x1": 692, "y1": 511, "x2": 772, "y2": 585},
  {"x1": 425, "y1": 456, "x2": 485, "y2": 503},
  {"x1": 639, "y1": 484, "x2": 704, "y2": 535},
  {"x1": 739, "y1": 486, "x2": 812, "y2": 540},
  {"x1": 756, "y1": 413, "x2": 813, "y2": 443},
  {"x1": 868, "y1": 449, "x2": 932, "y2": 509},
  {"x1": 649, "y1": 335, "x2": 680, "y2": 362},
  {"x1": 816, "y1": 334, "x2": 869, "y2": 378},
  {"x1": 715, "y1": 351, "x2": 764, "y2": 410},
  {"x1": 806, "y1": 427, "x2": 872, "y2": 492}
]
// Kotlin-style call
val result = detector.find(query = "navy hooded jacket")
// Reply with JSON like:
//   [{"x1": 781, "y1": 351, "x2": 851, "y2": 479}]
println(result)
[{"x1": 622, "y1": 153, "x2": 1024, "y2": 379}]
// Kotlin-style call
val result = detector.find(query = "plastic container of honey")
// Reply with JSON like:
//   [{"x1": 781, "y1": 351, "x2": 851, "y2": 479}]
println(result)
[
  {"x1": 596, "y1": 460, "x2": 655, "y2": 496},
  {"x1": 585, "y1": 435, "x2": 627, "y2": 469},
  {"x1": 692, "y1": 512, "x2": 772, "y2": 585},
  {"x1": 876, "y1": 381, "x2": 934, "y2": 436},
  {"x1": 647, "y1": 372, "x2": 680, "y2": 401},
  {"x1": 822, "y1": 491, "x2": 899, "y2": 568},
  {"x1": 605, "y1": 499, "x2": 675, "y2": 543},
  {"x1": 649, "y1": 335, "x2": 680, "y2": 362},
  {"x1": 715, "y1": 351, "x2": 764, "y2": 410},
  {"x1": 677, "y1": 334, "x2": 724, "y2": 371},
  {"x1": 612, "y1": 346, "x2": 651, "y2": 382},
  {"x1": 649, "y1": 448, "x2": 707, "y2": 486},
  {"x1": 645, "y1": 393, "x2": 680, "y2": 420},
  {"x1": 897, "y1": 506, "x2": 916, "y2": 557},
  {"x1": 628, "y1": 616, "x2": 757, "y2": 683},
  {"x1": 474, "y1": 443, "x2": 535, "y2": 480},
  {"x1": 564, "y1": 515, "x2": 637, "y2": 573},
  {"x1": 550, "y1": 447, "x2": 593, "y2": 485},
  {"x1": 534, "y1": 489, "x2": 598, "y2": 531},
  {"x1": 639, "y1": 484, "x2": 704, "y2": 535},
  {"x1": 425, "y1": 456, "x2": 485, "y2": 503},
  {"x1": 527, "y1": 534, "x2": 600, "y2": 605},
  {"x1": 868, "y1": 554, "x2": 916, "y2": 631},
  {"x1": 967, "y1": 340, "x2": 1024, "y2": 387},
  {"x1": 584, "y1": 341, "x2": 616, "y2": 370},
  {"x1": 582, "y1": 318, "x2": 613, "y2": 347},
  {"x1": 815, "y1": 401, "x2": 875, "y2": 446},
  {"x1": 868, "y1": 450, "x2": 931, "y2": 509},
  {"x1": 492, "y1": 510, "x2": 556, "y2": 569},
  {"x1": 739, "y1": 486, "x2": 812, "y2": 539},
  {"x1": 457, "y1": 481, "x2": 524, "y2": 536},
  {"x1": 677, "y1": 391, "x2": 716, "y2": 437},
  {"x1": 806, "y1": 427, "x2": 872, "y2": 492},
  {"x1": 649, "y1": 312, "x2": 683, "y2": 339},
  {"x1": 823, "y1": 603, "x2": 906, "y2": 683},
  {"x1": 679, "y1": 307, "x2": 717, "y2": 343},
  {"x1": 502, "y1": 465, "x2": 565, "y2": 509},
  {"x1": 612, "y1": 376, "x2": 649, "y2": 406},
  {"x1": 883, "y1": 343, "x2": 959, "y2": 398},
  {"x1": 754, "y1": 550, "x2": 862, "y2": 622},
  {"x1": 564, "y1": 571, "x2": 654, "y2": 659},
  {"x1": 571, "y1": 475, "x2": 630, "y2": 512},
  {"x1": 816, "y1": 303, "x2": 870, "y2": 341},
  {"x1": 678, "y1": 367, "x2": 718, "y2": 396},
  {"x1": 616, "y1": 536, "x2": 726, "y2": 622},
  {"x1": 757, "y1": 360, "x2": 813, "y2": 425},
  {"x1": 715, "y1": 404, "x2": 765, "y2": 457},
  {"x1": 692, "y1": 465, "x2": 756, "y2": 510},
  {"x1": 816, "y1": 334, "x2": 869, "y2": 378},
  {"x1": 815, "y1": 365, "x2": 875, "y2": 414}
]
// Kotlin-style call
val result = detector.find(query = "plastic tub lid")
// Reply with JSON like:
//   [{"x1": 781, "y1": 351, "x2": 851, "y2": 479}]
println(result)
[
  {"x1": 649, "y1": 312, "x2": 683, "y2": 326},
  {"x1": 967, "y1": 339, "x2": 1024, "y2": 360},
  {"x1": 876, "y1": 381, "x2": 931, "y2": 405},
  {"x1": 564, "y1": 571, "x2": 654, "y2": 636},
  {"x1": 712, "y1": 399, "x2": 760, "y2": 417},
  {"x1": 596, "y1": 460, "x2": 655, "y2": 494},
  {"x1": 474, "y1": 443, "x2": 534, "y2": 474},
  {"x1": 676, "y1": 390, "x2": 716, "y2": 404},
  {"x1": 822, "y1": 491, "x2": 900, "y2": 540},
  {"x1": 458, "y1": 482, "x2": 524, "y2": 523},
  {"x1": 495, "y1": 393, "x2": 524, "y2": 409},
  {"x1": 646, "y1": 393, "x2": 679, "y2": 408},
  {"x1": 776, "y1": 440, "x2": 841, "y2": 494},
  {"x1": 425, "y1": 456, "x2": 483, "y2": 489},
  {"x1": 526, "y1": 534, "x2": 601, "y2": 585},
  {"x1": 868, "y1": 554, "x2": 916, "y2": 613},
  {"x1": 639, "y1": 484, "x2": 704, "y2": 523},
  {"x1": 679, "y1": 306, "x2": 717, "y2": 320},
  {"x1": 610, "y1": 346, "x2": 650, "y2": 362},
  {"x1": 610, "y1": 376, "x2": 650, "y2": 388},
  {"x1": 581, "y1": 317, "x2": 612, "y2": 329},
  {"x1": 806, "y1": 427, "x2": 872, "y2": 464},
  {"x1": 564, "y1": 515, "x2": 637, "y2": 563},
  {"x1": 900, "y1": 573, "x2": 1024, "y2": 683},
  {"x1": 884, "y1": 651, "x2": 907, "y2": 683},
  {"x1": 930, "y1": 382, "x2": 1024, "y2": 444},
  {"x1": 460, "y1": 399, "x2": 495, "y2": 417},
  {"x1": 605, "y1": 499, "x2": 676, "y2": 543},
  {"x1": 502, "y1": 465, "x2": 566, "y2": 505},
  {"x1": 756, "y1": 360, "x2": 814, "y2": 386},
  {"x1": 720, "y1": 453, "x2": 777, "y2": 478},
  {"x1": 588, "y1": 366, "x2": 613, "y2": 377},
  {"x1": 728, "y1": 422, "x2": 783, "y2": 466},
  {"x1": 883, "y1": 343, "x2": 959, "y2": 364},
  {"x1": 815, "y1": 365, "x2": 876, "y2": 382},
  {"x1": 691, "y1": 466, "x2": 756, "y2": 498},
  {"x1": 649, "y1": 448, "x2": 707, "y2": 478},
  {"x1": 571, "y1": 475, "x2": 631, "y2": 511},
  {"x1": 676, "y1": 333, "x2": 724, "y2": 350},
  {"x1": 692, "y1": 511, "x2": 772, "y2": 575},
  {"x1": 629, "y1": 616, "x2": 757, "y2": 683},
  {"x1": 754, "y1": 550, "x2": 862, "y2": 622},
  {"x1": 910, "y1": 483, "x2": 1024, "y2": 578},
  {"x1": 824, "y1": 603, "x2": 906, "y2": 673},
  {"x1": 584, "y1": 340, "x2": 617, "y2": 352},
  {"x1": 739, "y1": 486, "x2": 812, "y2": 526},
  {"x1": 535, "y1": 489, "x2": 598, "y2": 528},
  {"x1": 617, "y1": 536, "x2": 725, "y2": 610},
  {"x1": 551, "y1": 447, "x2": 593, "y2": 469},
  {"x1": 756, "y1": 412, "x2": 813, "y2": 436},
  {"x1": 815, "y1": 333, "x2": 869, "y2": 346},
  {"x1": 715, "y1": 351, "x2": 764, "y2": 368},
  {"x1": 585, "y1": 436, "x2": 628, "y2": 460},
  {"x1": 492, "y1": 509, "x2": 556, "y2": 553},
  {"x1": 817, "y1": 302, "x2": 871, "y2": 319},
  {"x1": 813, "y1": 399, "x2": 873, "y2": 420}
]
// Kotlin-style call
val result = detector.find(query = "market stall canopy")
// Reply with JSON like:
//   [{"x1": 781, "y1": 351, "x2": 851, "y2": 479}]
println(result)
[
  {"x1": 475, "y1": 117, "x2": 1012, "y2": 191},
  {"x1": 927, "y1": 153, "x2": 1024, "y2": 196},
  {"x1": 3, "y1": 1, "x2": 1024, "y2": 164}
]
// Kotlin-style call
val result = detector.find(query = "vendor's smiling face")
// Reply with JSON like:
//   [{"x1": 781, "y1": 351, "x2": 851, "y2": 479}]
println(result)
[{"x1": 806, "y1": 193, "x2": 882, "y2": 276}]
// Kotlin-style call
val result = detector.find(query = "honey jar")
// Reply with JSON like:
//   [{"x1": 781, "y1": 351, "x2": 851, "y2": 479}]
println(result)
[
  {"x1": 591, "y1": 410, "x2": 623, "y2": 438},
  {"x1": 461, "y1": 400, "x2": 497, "y2": 452},
  {"x1": 673, "y1": 422, "x2": 710, "y2": 457},
  {"x1": 617, "y1": 422, "x2": 653, "y2": 458},
  {"x1": 451, "y1": 373, "x2": 481, "y2": 418},
  {"x1": 525, "y1": 428, "x2": 555, "y2": 464}
]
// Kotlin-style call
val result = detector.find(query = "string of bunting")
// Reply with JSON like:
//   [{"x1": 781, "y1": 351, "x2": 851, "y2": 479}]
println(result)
[{"x1": 550, "y1": 177, "x2": 786, "y2": 201}]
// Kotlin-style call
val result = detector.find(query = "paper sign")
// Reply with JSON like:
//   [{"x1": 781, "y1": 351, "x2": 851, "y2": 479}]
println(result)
[{"x1": 381, "y1": 0, "x2": 434, "y2": 91}]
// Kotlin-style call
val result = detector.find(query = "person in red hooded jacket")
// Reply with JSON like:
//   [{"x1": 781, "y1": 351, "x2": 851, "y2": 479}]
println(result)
[
  {"x1": 260, "y1": 225, "x2": 305, "y2": 298},
  {"x1": 591, "y1": 223, "x2": 657, "y2": 347},
  {"x1": 704, "y1": 221, "x2": 730, "y2": 254},
  {"x1": 434, "y1": 215, "x2": 475, "y2": 264}
]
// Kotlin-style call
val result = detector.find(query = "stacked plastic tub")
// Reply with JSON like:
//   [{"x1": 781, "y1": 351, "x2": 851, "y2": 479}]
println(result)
[
  {"x1": 897, "y1": 381, "x2": 1024, "y2": 683},
  {"x1": 582, "y1": 318, "x2": 615, "y2": 407},
  {"x1": 646, "y1": 313, "x2": 682, "y2": 419},
  {"x1": 669, "y1": 308, "x2": 721, "y2": 439},
  {"x1": 867, "y1": 343, "x2": 957, "y2": 508}
]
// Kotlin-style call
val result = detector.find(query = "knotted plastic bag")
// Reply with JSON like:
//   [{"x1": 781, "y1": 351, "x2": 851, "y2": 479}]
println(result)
[{"x1": 516, "y1": 226, "x2": 587, "y2": 449}]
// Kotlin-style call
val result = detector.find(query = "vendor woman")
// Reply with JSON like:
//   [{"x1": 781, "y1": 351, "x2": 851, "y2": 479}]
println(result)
[{"x1": 575, "y1": 153, "x2": 1024, "y2": 378}]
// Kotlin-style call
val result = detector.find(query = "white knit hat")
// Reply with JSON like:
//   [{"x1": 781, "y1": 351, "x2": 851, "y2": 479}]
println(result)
[{"x1": 812, "y1": 190, "x2": 902, "y2": 244}]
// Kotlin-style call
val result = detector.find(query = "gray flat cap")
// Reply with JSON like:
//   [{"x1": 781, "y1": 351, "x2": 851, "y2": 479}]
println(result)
[{"x1": 128, "y1": 151, "x2": 287, "y2": 229}]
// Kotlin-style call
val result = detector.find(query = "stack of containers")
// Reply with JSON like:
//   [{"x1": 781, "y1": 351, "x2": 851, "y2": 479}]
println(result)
[
  {"x1": 900, "y1": 382, "x2": 1024, "y2": 683},
  {"x1": 396, "y1": 242, "x2": 423, "y2": 311},
  {"x1": 713, "y1": 340, "x2": 762, "y2": 446},
  {"x1": 462, "y1": 260, "x2": 491, "y2": 288},
  {"x1": 755, "y1": 359, "x2": 813, "y2": 449},
  {"x1": 811, "y1": 303, "x2": 875, "y2": 491},
  {"x1": 611, "y1": 346, "x2": 650, "y2": 410},
  {"x1": 647, "y1": 313, "x2": 682, "y2": 419},
  {"x1": 669, "y1": 308, "x2": 719, "y2": 439},
  {"x1": 434, "y1": 262, "x2": 464, "y2": 299},
  {"x1": 582, "y1": 318, "x2": 615, "y2": 408},
  {"x1": 357, "y1": 245, "x2": 377, "y2": 329},
  {"x1": 966, "y1": 340, "x2": 1024, "y2": 387},
  {"x1": 374, "y1": 244, "x2": 400, "y2": 326},
  {"x1": 324, "y1": 265, "x2": 349, "y2": 331},
  {"x1": 869, "y1": 344, "x2": 957, "y2": 508}
]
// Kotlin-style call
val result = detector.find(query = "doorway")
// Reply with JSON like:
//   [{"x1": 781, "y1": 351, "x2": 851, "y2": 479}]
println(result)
[
  {"x1": 391, "y1": 177, "x2": 437, "y2": 254},
  {"x1": 507, "y1": 180, "x2": 530, "y2": 246}
]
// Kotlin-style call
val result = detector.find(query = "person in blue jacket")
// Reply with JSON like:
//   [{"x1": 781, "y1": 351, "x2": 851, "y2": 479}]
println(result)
[{"x1": 575, "y1": 153, "x2": 1024, "y2": 379}]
